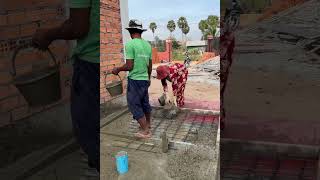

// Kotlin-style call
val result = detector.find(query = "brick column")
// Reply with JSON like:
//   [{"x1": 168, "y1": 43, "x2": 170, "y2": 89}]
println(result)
[
  {"x1": 100, "y1": 0, "x2": 126, "y2": 104},
  {"x1": 207, "y1": 35, "x2": 213, "y2": 52},
  {"x1": 165, "y1": 39, "x2": 172, "y2": 61}
]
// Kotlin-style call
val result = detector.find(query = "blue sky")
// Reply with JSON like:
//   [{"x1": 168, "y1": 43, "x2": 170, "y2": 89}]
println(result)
[{"x1": 128, "y1": 0, "x2": 220, "y2": 41}]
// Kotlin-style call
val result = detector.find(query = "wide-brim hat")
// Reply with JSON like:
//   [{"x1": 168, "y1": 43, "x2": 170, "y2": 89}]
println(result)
[{"x1": 125, "y1": 19, "x2": 147, "y2": 32}]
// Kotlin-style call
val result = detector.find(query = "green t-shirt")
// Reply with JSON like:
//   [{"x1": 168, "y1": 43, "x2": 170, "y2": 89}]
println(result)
[
  {"x1": 125, "y1": 38, "x2": 152, "y2": 81},
  {"x1": 70, "y1": 0, "x2": 99, "y2": 63}
]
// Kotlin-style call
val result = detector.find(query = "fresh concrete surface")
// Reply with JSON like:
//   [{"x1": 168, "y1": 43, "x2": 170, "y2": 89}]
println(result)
[
  {"x1": 0, "y1": 103, "x2": 81, "y2": 179},
  {"x1": 222, "y1": 0, "x2": 320, "y2": 145},
  {"x1": 25, "y1": 149, "x2": 98, "y2": 180},
  {"x1": 100, "y1": 107, "x2": 219, "y2": 180}
]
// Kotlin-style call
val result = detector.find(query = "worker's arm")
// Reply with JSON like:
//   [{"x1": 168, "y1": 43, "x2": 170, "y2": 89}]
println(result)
[
  {"x1": 32, "y1": 8, "x2": 90, "y2": 50},
  {"x1": 161, "y1": 79, "x2": 168, "y2": 93},
  {"x1": 111, "y1": 59, "x2": 134, "y2": 75},
  {"x1": 112, "y1": 40, "x2": 135, "y2": 75}
]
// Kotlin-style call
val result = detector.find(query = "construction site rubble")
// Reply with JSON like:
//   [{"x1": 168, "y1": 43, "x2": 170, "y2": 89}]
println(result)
[{"x1": 188, "y1": 56, "x2": 220, "y2": 85}]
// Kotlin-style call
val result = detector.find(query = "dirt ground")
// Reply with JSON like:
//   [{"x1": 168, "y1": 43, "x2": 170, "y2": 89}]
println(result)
[{"x1": 149, "y1": 73, "x2": 219, "y2": 102}]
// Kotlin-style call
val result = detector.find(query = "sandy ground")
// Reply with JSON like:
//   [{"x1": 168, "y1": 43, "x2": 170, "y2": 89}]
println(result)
[
  {"x1": 149, "y1": 60, "x2": 220, "y2": 101},
  {"x1": 149, "y1": 73, "x2": 219, "y2": 102}
]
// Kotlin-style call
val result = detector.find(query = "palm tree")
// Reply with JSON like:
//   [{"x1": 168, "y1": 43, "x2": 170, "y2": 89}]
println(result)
[
  {"x1": 149, "y1": 22, "x2": 157, "y2": 46},
  {"x1": 198, "y1": 15, "x2": 219, "y2": 40},
  {"x1": 182, "y1": 25, "x2": 190, "y2": 40},
  {"x1": 206, "y1": 15, "x2": 218, "y2": 38},
  {"x1": 198, "y1": 20, "x2": 208, "y2": 40},
  {"x1": 167, "y1": 20, "x2": 176, "y2": 38},
  {"x1": 177, "y1": 17, "x2": 188, "y2": 42}
]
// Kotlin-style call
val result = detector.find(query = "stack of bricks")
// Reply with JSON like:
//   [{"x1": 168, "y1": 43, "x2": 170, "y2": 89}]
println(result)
[
  {"x1": 0, "y1": 0, "x2": 72, "y2": 127},
  {"x1": 100, "y1": 0, "x2": 126, "y2": 104}
]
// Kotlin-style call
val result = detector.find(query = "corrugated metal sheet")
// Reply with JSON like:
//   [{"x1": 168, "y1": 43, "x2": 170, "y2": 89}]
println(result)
[{"x1": 186, "y1": 40, "x2": 207, "y2": 47}]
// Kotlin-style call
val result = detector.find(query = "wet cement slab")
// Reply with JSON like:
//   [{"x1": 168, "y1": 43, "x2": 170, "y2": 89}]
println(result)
[
  {"x1": 0, "y1": 104, "x2": 73, "y2": 169},
  {"x1": 101, "y1": 108, "x2": 219, "y2": 180}
]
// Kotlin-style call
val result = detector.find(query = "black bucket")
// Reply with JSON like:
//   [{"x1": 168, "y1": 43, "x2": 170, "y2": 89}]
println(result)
[
  {"x1": 104, "y1": 72, "x2": 123, "y2": 97},
  {"x1": 11, "y1": 47, "x2": 61, "y2": 107}
]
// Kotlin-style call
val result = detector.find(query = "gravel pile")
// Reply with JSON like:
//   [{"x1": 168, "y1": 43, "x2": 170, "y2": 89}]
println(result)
[{"x1": 190, "y1": 57, "x2": 220, "y2": 81}]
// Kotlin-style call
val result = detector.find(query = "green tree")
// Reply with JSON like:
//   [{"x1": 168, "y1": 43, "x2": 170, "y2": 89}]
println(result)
[
  {"x1": 182, "y1": 24, "x2": 190, "y2": 38},
  {"x1": 198, "y1": 15, "x2": 219, "y2": 40},
  {"x1": 171, "y1": 37, "x2": 181, "y2": 49},
  {"x1": 167, "y1": 20, "x2": 176, "y2": 38},
  {"x1": 149, "y1": 22, "x2": 157, "y2": 46},
  {"x1": 177, "y1": 17, "x2": 188, "y2": 42},
  {"x1": 198, "y1": 20, "x2": 208, "y2": 40},
  {"x1": 154, "y1": 36, "x2": 165, "y2": 52}
]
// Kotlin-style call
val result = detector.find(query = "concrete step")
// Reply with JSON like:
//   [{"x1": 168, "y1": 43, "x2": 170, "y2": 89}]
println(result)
[{"x1": 0, "y1": 138, "x2": 78, "y2": 180}]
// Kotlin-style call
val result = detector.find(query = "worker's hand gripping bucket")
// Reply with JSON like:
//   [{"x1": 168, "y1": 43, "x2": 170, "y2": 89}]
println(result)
[
  {"x1": 11, "y1": 46, "x2": 61, "y2": 107},
  {"x1": 104, "y1": 65, "x2": 123, "y2": 97},
  {"x1": 116, "y1": 151, "x2": 128, "y2": 174}
]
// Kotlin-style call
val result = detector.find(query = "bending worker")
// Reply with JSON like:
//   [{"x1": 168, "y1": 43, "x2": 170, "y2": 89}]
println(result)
[{"x1": 156, "y1": 62, "x2": 188, "y2": 107}]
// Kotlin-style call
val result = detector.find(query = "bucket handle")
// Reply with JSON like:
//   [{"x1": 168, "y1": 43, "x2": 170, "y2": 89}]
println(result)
[
  {"x1": 104, "y1": 64, "x2": 122, "y2": 86},
  {"x1": 11, "y1": 46, "x2": 57, "y2": 76}
]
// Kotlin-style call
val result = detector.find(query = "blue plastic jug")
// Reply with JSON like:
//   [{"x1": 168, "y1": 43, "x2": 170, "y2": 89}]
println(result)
[{"x1": 116, "y1": 151, "x2": 128, "y2": 174}]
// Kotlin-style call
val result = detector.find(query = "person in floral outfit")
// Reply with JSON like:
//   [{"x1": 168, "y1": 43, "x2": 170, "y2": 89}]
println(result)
[{"x1": 156, "y1": 63, "x2": 188, "y2": 107}]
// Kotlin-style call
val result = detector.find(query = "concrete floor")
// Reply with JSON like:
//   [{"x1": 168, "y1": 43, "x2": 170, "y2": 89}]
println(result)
[
  {"x1": 222, "y1": 0, "x2": 320, "y2": 146},
  {"x1": 220, "y1": 140, "x2": 318, "y2": 180},
  {"x1": 0, "y1": 103, "x2": 85, "y2": 180},
  {"x1": 0, "y1": 104, "x2": 73, "y2": 169},
  {"x1": 101, "y1": 107, "x2": 219, "y2": 180},
  {"x1": 26, "y1": 150, "x2": 98, "y2": 180}
]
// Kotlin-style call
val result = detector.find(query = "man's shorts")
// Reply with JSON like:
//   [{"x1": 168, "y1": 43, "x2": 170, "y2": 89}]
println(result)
[{"x1": 127, "y1": 78, "x2": 152, "y2": 120}]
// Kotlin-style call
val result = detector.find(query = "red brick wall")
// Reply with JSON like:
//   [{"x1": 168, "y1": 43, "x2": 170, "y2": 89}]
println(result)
[
  {"x1": 0, "y1": 0, "x2": 72, "y2": 127},
  {"x1": 152, "y1": 48, "x2": 160, "y2": 64},
  {"x1": 100, "y1": 0, "x2": 126, "y2": 104},
  {"x1": 156, "y1": 40, "x2": 172, "y2": 62}
]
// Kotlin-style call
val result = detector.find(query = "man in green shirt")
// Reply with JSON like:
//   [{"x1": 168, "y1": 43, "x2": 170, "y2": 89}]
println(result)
[
  {"x1": 111, "y1": 19, "x2": 152, "y2": 138},
  {"x1": 32, "y1": 0, "x2": 99, "y2": 173}
]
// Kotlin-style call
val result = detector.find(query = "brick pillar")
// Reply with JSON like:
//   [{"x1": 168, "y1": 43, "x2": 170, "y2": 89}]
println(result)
[
  {"x1": 165, "y1": 39, "x2": 172, "y2": 61},
  {"x1": 207, "y1": 35, "x2": 213, "y2": 52},
  {"x1": 152, "y1": 48, "x2": 160, "y2": 64},
  {"x1": 100, "y1": 0, "x2": 126, "y2": 104}
]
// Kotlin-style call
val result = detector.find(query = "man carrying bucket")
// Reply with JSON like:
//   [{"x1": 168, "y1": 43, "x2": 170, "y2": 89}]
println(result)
[
  {"x1": 31, "y1": 0, "x2": 100, "y2": 176},
  {"x1": 111, "y1": 19, "x2": 153, "y2": 139}
]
